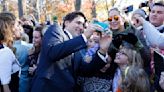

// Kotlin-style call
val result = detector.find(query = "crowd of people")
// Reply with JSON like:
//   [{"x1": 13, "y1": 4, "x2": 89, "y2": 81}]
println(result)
[{"x1": 0, "y1": 0, "x2": 164, "y2": 92}]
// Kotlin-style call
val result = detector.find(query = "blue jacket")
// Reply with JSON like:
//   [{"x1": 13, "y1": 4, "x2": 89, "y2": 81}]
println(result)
[{"x1": 31, "y1": 23, "x2": 106, "y2": 92}]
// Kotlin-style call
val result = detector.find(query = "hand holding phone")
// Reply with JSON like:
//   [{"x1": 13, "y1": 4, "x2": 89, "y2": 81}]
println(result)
[
  {"x1": 93, "y1": 21, "x2": 112, "y2": 35},
  {"x1": 125, "y1": 5, "x2": 133, "y2": 13}
]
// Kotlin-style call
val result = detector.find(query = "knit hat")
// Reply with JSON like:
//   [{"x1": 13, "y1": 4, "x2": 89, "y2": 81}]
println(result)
[{"x1": 132, "y1": 9, "x2": 147, "y2": 19}]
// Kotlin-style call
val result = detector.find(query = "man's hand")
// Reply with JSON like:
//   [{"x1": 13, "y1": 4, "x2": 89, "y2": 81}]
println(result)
[
  {"x1": 133, "y1": 15, "x2": 145, "y2": 25},
  {"x1": 28, "y1": 65, "x2": 37, "y2": 75},
  {"x1": 83, "y1": 23, "x2": 103, "y2": 39},
  {"x1": 99, "y1": 34, "x2": 112, "y2": 54}
]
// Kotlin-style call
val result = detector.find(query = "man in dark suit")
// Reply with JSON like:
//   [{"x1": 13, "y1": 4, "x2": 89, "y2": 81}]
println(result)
[{"x1": 31, "y1": 12, "x2": 112, "y2": 92}]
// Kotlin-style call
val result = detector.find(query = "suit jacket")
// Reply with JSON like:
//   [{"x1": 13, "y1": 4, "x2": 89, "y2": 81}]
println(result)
[{"x1": 31, "y1": 23, "x2": 106, "y2": 92}]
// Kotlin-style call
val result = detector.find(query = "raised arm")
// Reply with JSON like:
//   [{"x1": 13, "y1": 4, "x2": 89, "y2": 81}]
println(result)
[{"x1": 135, "y1": 16, "x2": 164, "y2": 49}]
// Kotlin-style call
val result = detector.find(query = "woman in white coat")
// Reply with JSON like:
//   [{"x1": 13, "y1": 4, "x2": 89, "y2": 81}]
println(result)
[{"x1": 0, "y1": 12, "x2": 20, "y2": 92}]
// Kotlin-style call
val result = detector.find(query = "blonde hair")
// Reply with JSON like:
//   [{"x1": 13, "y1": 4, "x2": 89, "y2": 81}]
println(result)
[
  {"x1": 0, "y1": 12, "x2": 15, "y2": 47},
  {"x1": 122, "y1": 66, "x2": 150, "y2": 92},
  {"x1": 108, "y1": 7, "x2": 127, "y2": 20},
  {"x1": 108, "y1": 7, "x2": 128, "y2": 32},
  {"x1": 108, "y1": 7, "x2": 121, "y2": 15},
  {"x1": 120, "y1": 47, "x2": 143, "y2": 67}
]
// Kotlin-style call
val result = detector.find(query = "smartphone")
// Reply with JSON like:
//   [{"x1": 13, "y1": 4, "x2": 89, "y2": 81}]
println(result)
[
  {"x1": 93, "y1": 21, "x2": 109, "y2": 32},
  {"x1": 125, "y1": 5, "x2": 133, "y2": 13}
]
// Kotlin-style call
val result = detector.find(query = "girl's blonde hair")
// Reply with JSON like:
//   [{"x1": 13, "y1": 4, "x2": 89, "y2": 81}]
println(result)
[
  {"x1": 120, "y1": 47, "x2": 143, "y2": 67},
  {"x1": 122, "y1": 66, "x2": 150, "y2": 92}
]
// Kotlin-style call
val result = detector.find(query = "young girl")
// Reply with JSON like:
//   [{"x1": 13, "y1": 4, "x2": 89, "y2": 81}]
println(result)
[
  {"x1": 113, "y1": 46, "x2": 143, "y2": 92},
  {"x1": 83, "y1": 31, "x2": 101, "y2": 63}
]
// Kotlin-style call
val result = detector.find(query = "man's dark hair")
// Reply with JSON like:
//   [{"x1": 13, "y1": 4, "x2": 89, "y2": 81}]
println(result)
[
  {"x1": 23, "y1": 25, "x2": 34, "y2": 43},
  {"x1": 62, "y1": 11, "x2": 87, "y2": 30},
  {"x1": 153, "y1": 0, "x2": 164, "y2": 7}
]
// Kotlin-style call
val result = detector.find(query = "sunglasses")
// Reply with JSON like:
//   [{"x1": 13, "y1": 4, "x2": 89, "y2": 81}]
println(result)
[{"x1": 108, "y1": 16, "x2": 119, "y2": 22}]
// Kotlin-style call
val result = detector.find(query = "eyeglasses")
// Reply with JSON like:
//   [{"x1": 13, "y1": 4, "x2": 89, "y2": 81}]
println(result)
[
  {"x1": 118, "y1": 51, "x2": 128, "y2": 56},
  {"x1": 108, "y1": 15, "x2": 119, "y2": 22}
]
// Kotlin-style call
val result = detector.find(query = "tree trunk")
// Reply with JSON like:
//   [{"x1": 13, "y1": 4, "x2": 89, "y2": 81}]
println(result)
[
  {"x1": 105, "y1": 0, "x2": 109, "y2": 17},
  {"x1": 74, "y1": 0, "x2": 81, "y2": 11},
  {"x1": 18, "y1": 0, "x2": 23, "y2": 18},
  {"x1": 35, "y1": 0, "x2": 40, "y2": 21},
  {"x1": 111, "y1": 0, "x2": 115, "y2": 6},
  {"x1": 31, "y1": 0, "x2": 40, "y2": 21},
  {"x1": 2, "y1": 0, "x2": 8, "y2": 11},
  {"x1": 91, "y1": 0, "x2": 96, "y2": 18}
]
